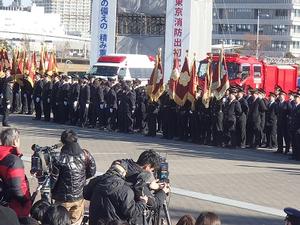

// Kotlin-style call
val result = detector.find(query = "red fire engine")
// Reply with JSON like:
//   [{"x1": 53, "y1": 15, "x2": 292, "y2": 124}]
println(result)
[{"x1": 198, "y1": 53, "x2": 298, "y2": 94}]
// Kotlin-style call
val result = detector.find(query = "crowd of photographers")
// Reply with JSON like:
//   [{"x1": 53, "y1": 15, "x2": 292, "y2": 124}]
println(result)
[{"x1": 1, "y1": 128, "x2": 300, "y2": 225}]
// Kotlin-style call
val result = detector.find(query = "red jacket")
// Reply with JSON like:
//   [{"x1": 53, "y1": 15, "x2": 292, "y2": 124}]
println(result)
[{"x1": 0, "y1": 146, "x2": 32, "y2": 218}]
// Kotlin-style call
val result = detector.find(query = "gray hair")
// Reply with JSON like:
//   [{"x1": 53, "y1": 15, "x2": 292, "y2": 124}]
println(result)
[{"x1": 0, "y1": 128, "x2": 20, "y2": 146}]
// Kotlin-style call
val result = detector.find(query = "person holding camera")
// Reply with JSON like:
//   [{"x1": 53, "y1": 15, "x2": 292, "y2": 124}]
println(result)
[
  {"x1": 51, "y1": 129, "x2": 96, "y2": 225},
  {"x1": 0, "y1": 128, "x2": 32, "y2": 224}
]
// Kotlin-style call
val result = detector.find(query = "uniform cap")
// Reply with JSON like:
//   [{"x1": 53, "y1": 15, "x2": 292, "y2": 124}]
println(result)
[
  {"x1": 269, "y1": 92, "x2": 276, "y2": 98},
  {"x1": 229, "y1": 87, "x2": 238, "y2": 94},
  {"x1": 258, "y1": 88, "x2": 265, "y2": 94},
  {"x1": 280, "y1": 90, "x2": 287, "y2": 95}
]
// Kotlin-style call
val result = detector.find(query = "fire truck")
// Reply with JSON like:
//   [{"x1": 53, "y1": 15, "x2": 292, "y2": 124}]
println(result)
[{"x1": 198, "y1": 53, "x2": 298, "y2": 94}]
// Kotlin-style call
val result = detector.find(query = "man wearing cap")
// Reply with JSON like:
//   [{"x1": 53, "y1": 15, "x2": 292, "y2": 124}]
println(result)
[
  {"x1": 41, "y1": 74, "x2": 53, "y2": 121},
  {"x1": 1, "y1": 76, "x2": 14, "y2": 126},
  {"x1": 265, "y1": 92, "x2": 278, "y2": 149},
  {"x1": 79, "y1": 76, "x2": 90, "y2": 128},
  {"x1": 284, "y1": 207, "x2": 300, "y2": 225},
  {"x1": 223, "y1": 87, "x2": 242, "y2": 148},
  {"x1": 259, "y1": 89, "x2": 268, "y2": 147},
  {"x1": 69, "y1": 75, "x2": 80, "y2": 125},
  {"x1": 51, "y1": 75, "x2": 61, "y2": 122},
  {"x1": 236, "y1": 87, "x2": 249, "y2": 148},
  {"x1": 58, "y1": 75, "x2": 71, "y2": 124},
  {"x1": 32, "y1": 74, "x2": 44, "y2": 120},
  {"x1": 276, "y1": 91, "x2": 292, "y2": 154},
  {"x1": 247, "y1": 89, "x2": 268, "y2": 149},
  {"x1": 290, "y1": 92, "x2": 300, "y2": 160}
]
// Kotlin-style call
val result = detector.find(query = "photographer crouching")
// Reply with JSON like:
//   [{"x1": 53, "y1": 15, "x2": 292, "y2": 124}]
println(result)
[
  {"x1": 51, "y1": 129, "x2": 96, "y2": 225},
  {"x1": 86, "y1": 150, "x2": 170, "y2": 225}
]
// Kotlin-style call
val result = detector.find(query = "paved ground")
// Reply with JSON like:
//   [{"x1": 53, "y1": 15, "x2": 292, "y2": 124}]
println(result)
[{"x1": 3, "y1": 114, "x2": 300, "y2": 225}]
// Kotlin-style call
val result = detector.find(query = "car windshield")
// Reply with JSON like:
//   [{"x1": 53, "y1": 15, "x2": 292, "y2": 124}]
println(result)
[
  {"x1": 88, "y1": 66, "x2": 119, "y2": 77},
  {"x1": 129, "y1": 68, "x2": 154, "y2": 79},
  {"x1": 197, "y1": 61, "x2": 239, "y2": 80}
]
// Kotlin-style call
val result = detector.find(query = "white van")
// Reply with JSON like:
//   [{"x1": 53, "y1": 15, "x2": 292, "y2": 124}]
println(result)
[{"x1": 87, "y1": 54, "x2": 155, "y2": 85}]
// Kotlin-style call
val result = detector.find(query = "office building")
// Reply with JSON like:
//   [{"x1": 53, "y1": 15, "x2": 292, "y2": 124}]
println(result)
[{"x1": 213, "y1": 0, "x2": 300, "y2": 57}]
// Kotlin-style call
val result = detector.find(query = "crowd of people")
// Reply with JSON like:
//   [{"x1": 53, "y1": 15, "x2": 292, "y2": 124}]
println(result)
[
  {"x1": 0, "y1": 127, "x2": 300, "y2": 225},
  {"x1": 0, "y1": 68, "x2": 300, "y2": 160}
]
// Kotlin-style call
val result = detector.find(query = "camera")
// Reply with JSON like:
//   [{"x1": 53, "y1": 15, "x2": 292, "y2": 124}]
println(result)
[
  {"x1": 30, "y1": 143, "x2": 62, "y2": 203},
  {"x1": 30, "y1": 143, "x2": 62, "y2": 178},
  {"x1": 157, "y1": 157, "x2": 169, "y2": 183}
]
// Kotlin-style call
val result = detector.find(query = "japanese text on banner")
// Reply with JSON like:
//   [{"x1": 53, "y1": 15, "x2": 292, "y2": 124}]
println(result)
[
  {"x1": 99, "y1": 0, "x2": 109, "y2": 56},
  {"x1": 173, "y1": 0, "x2": 183, "y2": 67}
]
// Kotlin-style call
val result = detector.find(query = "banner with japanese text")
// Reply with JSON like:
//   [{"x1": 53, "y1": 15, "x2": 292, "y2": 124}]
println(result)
[{"x1": 90, "y1": 0, "x2": 117, "y2": 65}]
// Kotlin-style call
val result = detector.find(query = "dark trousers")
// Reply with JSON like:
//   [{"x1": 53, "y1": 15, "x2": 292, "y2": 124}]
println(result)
[
  {"x1": 250, "y1": 123, "x2": 261, "y2": 148},
  {"x1": 106, "y1": 108, "x2": 117, "y2": 130},
  {"x1": 266, "y1": 124, "x2": 277, "y2": 148},
  {"x1": 43, "y1": 100, "x2": 51, "y2": 121},
  {"x1": 237, "y1": 116, "x2": 246, "y2": 147},
  {"x1": 12, "y1": 91, "x2": 21, "y2": 113},
  {"x1": 88, "y1": 103, "x2": 99, "y2": 126},
  {"x1": 224, "y1": 120, "x2": 237, "y2": 147},
  {"x1": 69, "y1": 104, "x2": 79, "y2": 125},
  {"x1": 190, "y1": 112, "x2": 200, "y2": 143},
  {"x1": 79, "y1": 104, "x2": 89, "y2": 126},
  {"x1": 21, "y1": 92, "x2": 28, "y2": 113},
  {"x1": 2, "y1": 106, "x2": 9, "y2": 125},
  {"x1": 34, "y1": 98, "x2": 42, "y2": 119},
  {"x1": 277, "y1": 123, "x2": 290, "y2": 152},
  {"x1": 146, "y1": 114, "x2": 157, "y2": 136}
]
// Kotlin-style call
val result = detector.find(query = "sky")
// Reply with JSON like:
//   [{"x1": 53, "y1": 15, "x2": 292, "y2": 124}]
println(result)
[{"x1": 3, "y1": 0, "x2": 32, "y2": 6}]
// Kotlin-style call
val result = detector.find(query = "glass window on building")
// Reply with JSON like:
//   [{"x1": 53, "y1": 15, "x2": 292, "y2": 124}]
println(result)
[
  {"x1": 275, "y1": 9, "x2": 288, "y2": 17},
  {"x1": 294, "y1": 9, "x2": 300, "y2": 17},
  {"x1": 272, "y1": 41, "x2": 288, "y2": 49},
  {"x1": 272, "y1": 25, "x2": 289, "y2": 35},
  {"x1": 236, "y1": 24, "x2": 251, "y2": 32},
  {"x1": 293, "y1": 41, "x2": 300, "y2": 49}
]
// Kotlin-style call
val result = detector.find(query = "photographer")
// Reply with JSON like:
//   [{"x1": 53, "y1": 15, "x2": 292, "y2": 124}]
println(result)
[
  {"x1": 51, "y1": 129, "x2": 96, "y2": 224},
  {"x1": 0, "y1": 128, "x2": 32, "y2": 223},
  {"x1": 87, "y1": 161, "x2": 148, "y2": 225},
  {"x1": 116, "y1": 150, "x2": 170, "y2": 224}
]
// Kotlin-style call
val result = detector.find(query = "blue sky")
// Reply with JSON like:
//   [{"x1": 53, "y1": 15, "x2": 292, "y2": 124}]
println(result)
[{"x1": 3, "y1": 0, "x2": 32, "y2": 6}]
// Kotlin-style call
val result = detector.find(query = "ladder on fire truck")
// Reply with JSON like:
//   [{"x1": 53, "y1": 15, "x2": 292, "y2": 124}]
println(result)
[{"x1": 263, "y1": 57, "x2": 297, "y2": 65}]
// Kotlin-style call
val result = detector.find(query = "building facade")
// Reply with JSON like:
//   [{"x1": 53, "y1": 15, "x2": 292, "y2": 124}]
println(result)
[
  {"x1": 32, "y1": 0, "x2": 91, "y2": 36},
  {"x1": 213, "y1": 0, "x2": 300, "y2": 57}
]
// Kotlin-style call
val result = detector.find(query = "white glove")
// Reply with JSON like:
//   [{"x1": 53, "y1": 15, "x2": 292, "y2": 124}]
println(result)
[
  {"x1": 73, "y1": 101, "x2": 78, "y2": 108},
  {"x1": 64, "y1": 101, "x2": 68, "y2": 106},
  {"x1": 109, "y1": 108, "x2": 113, "y2": 113},
  {"x1": 100, "y1": 104, "x2": 104, "y2": 109},
  {"x1": 56, "y1": 102, "x2": 58, "y2": 106},
  {"x1": 36, "y1": 97, "x2": 40, "y2": 103},
  {"x1": 7, "y1": 104, "x2": 11, "y2": 110},
  {"x1": 23, "y1": 93, "x2": 27, "y2": 97},
  {"x1": 86, "y1": 103, "x2": 89, "y2": 108},
  {"x1": 47, "y1": 98, "x2": 50, "y2": 103}
]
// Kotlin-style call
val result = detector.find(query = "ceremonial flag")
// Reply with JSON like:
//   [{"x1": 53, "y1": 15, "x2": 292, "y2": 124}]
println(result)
[
  {"x1": 174, "y1": 55, "x2": 190, "y2": 106},
  {"x1": 39, "y1": 47, "x2": 45, "y2": 75},
  {"x1": 147, "y1": 49, "x2": 165, "y2": 102},
  {"x1": 214, "y1": 48, "x2": 230, "y2": 100},
  {"x1": 46, "y1": 51, "x2": 54, "y2": 76},
  {"x1": 202, "y1": 56, "x2": 212, "y2": 108},
  {"x1": 187, "y1": 57, "x2": 198, "y2": 107},
  {"x1": 168, "y1": 50, "x2": 180, "y2": 100}
]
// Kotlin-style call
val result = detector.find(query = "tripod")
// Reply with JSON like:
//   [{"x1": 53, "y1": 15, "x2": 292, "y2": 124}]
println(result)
[{"x1": 150, "y1": 200, "x2": 172, "y2": 225}]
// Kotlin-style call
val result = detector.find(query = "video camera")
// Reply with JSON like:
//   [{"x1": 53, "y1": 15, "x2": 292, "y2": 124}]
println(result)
[
  {"x1": 30, "y1": 143, "x2": 62, "y2": 178},
  {"x1": 30, "y1": 143, "x2": 62, "y2": 203},
  {"x1": 157, "y1": 157, "x2": 169, "y2": 183}
]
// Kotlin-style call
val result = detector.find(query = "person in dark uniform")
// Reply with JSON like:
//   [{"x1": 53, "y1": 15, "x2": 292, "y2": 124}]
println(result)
[
  {"x1": 51, "y1": 75, "x2": 61, "y2": 122},
  {"x1": 290, "y1": 92, "x2": 300, "y2": 160},
  {"x1": 259, "y1": 89, "x2": 268, "y2": 147},
  {"x1": 105, "y1": 81, "x2": 118, "y2": 130},
  {"x1": 248, "y1": 89, "x2": 267, "y2": 149},
  {"x1": 177, "y1": 100, "x2": 191, "y2": 141},
  {"x1": 284, "y1": 207, "x2": 300, "y2": 225},
  {"x1": 245, "y1": 86, "x2": 254, "y2": 146},
  {"x1": 79, "y1": 77, "x2": 90, "y2": 127},
  {"x1": 264, "y1": 92, "x2": 278, "y2": 149},
  {"x1": 116, "y1": 83, "x2": 125, "y2": 132},
  {"x1": 276, "y1": 91, "x2": 292, "y2": 154},
  {"x1": 134, "y1": 87, "x2": 147, "y2": 133},
  {"x1": 191, "y1": 88, "x2": 203, "y2": 143},
  {"x1": 32, "y1": 74, "x2": 43, "y2": 120},
  {"x1": 1, "y1": 76, "x2": 14, "y2": 126},
  {"x1": 89, "y1": 79, "x2": 103, "y2": 128},
  {"x1": 12, "y1": 81, "x2": 21, "y2": 113},
  {"x1": 58, "y1": 75, "x2": 71, "y2": 124},
  {"x1": 69, "y1": 76, "x2": 80, "y2": 125},
  {"x1": 223, "y1": 88, "x2": 242, "y2": 148},
  {"x1": 20, "y1": 76, "x2": 28, "y2": 114},
  {"x1": 42, "y1": 74, "x2": 53, "y2": 121},
  {"x1": 121, "y1": 85, "x2": 136, "y2": 133},
  {"x1": 145, "y1": 99, "x2": 159, "y2": 136},
  {"x1": 236, "y1": 88, "x2": 249, "y2": 148},
  {"x1": 24, "y1": 75, "x2": 33, "y2": 115}
]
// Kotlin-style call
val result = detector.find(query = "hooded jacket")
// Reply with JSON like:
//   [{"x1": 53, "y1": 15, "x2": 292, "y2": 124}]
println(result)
[
  {"x1": 0, "y1": 145, "x2": 32, "y2": 218},
  {"x1": 51, "y1": 142, "x2": 96, "y2": 202},
  {"x1": 88, "y1": 169, "x2": 147, "y2": 225}
]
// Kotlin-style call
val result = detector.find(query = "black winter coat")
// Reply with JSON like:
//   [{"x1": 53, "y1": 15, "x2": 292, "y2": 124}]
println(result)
[
  {"x1": 51, "y1": 142, "x2": 96, "y2": 202},
  {"x1": 88, "y1": 172, "x2": 147, "y2": 225}
]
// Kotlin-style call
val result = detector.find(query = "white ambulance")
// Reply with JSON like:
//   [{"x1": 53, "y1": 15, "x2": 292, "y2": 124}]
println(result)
[{"x1": 87, "y1": 54, "x2": 155, "y2": 85}]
